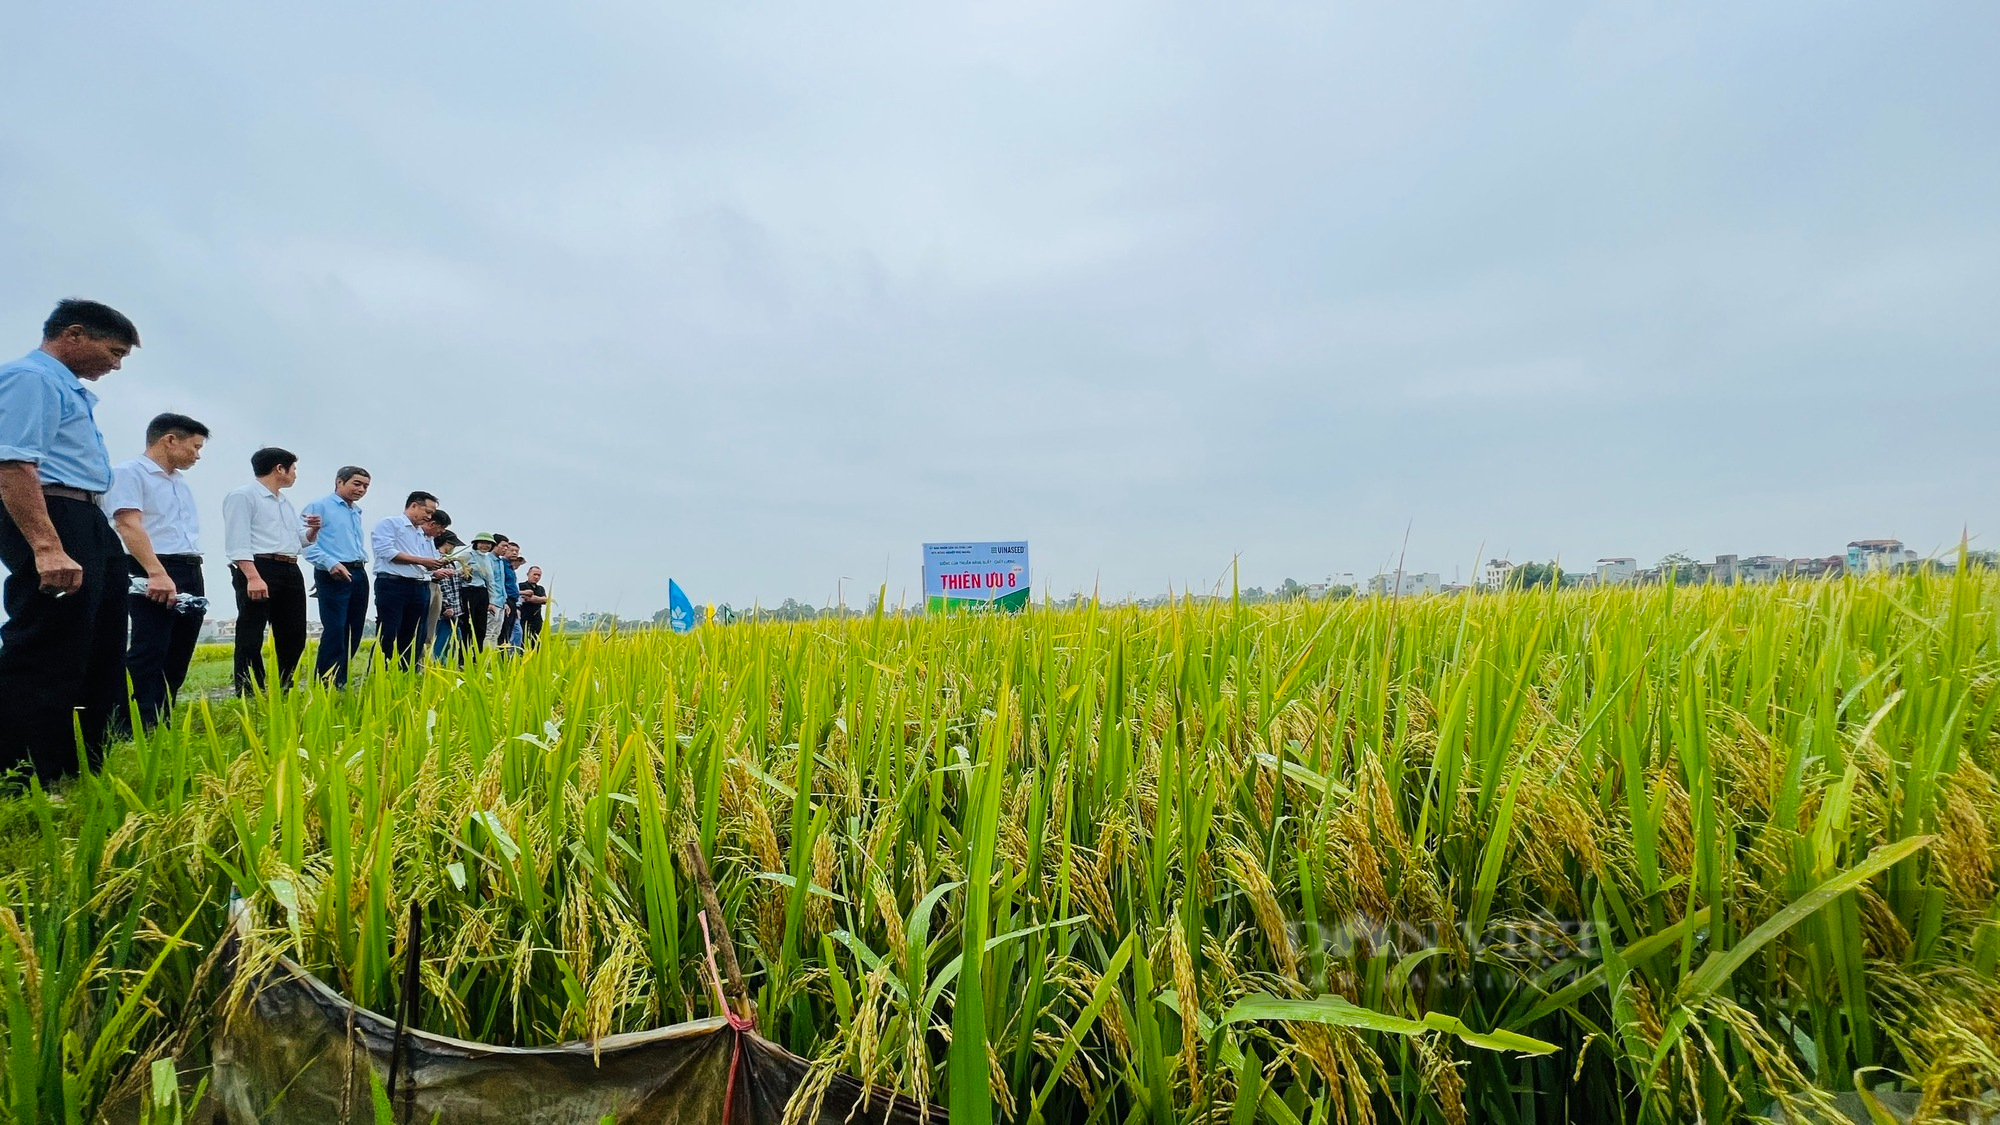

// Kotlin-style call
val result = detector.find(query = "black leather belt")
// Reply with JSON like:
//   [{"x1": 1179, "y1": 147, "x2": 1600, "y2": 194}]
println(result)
[
  {"x1": 156, "y1": 554, "x2": 203, "y2": 565},
  {"x1": 42, "y1": 484, "x2": 103, "y2": 503}
]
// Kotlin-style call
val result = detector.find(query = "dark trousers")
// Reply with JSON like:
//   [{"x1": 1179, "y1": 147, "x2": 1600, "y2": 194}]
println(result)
[
  {"x1": 232, "y1": 558, "x2": 306, "y2": 694},
  {"x1": 0, "y1": 496, "x2": 129, "y2": 782},
  {"x1": 416, "y1": 584, "x2": 442, "y2": 666},
  {"x1": 311, "y1": 563, "x2": 368, "y2": 687},
  {"x1": 523, "y1": 615, "x2": 543, "y2": 649},
  {"x1": 125, "y1": 555, "x2": 206, "y2": 729},
  {"x1": 452, "y1": 593, "x2": 482, "y2": 658},
  {"x1": 463, "y1": 586, "x2": 490, "y2": 652},
  {"x1": 374, "y1": 573, "x2": 430, "y2": 668}
]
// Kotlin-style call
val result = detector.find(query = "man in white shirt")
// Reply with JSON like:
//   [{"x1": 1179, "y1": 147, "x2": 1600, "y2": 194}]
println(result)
[
  {"x1": 103, "y1": 412, "x2": 209, "y2": 729},
  {"x1": 221, "y1": 447, "x2": 320, "y2": 694},
  {"x1": 370, "y1": 490, "x2": 445, "y2": 668}
]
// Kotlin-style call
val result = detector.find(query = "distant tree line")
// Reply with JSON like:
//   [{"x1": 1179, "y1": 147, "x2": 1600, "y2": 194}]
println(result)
[{"x1": 554, "y1": 551, "x2": 2000, "y2": 632}]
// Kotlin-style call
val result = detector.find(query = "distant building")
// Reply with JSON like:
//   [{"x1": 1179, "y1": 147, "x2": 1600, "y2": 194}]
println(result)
[
  {"x1": 1739, "y1": 555, "x2": 1790, "y2": 583},
  {"x1": 1595, "y1": 558, "x2": 1637, "y2": 585},
  {"x1": 1712, "y1": 554, "x2": 1739, "y2": 584},
  {"x1": 1846, "y1": 540, "x2": 1907, "y2": 574},
  {"x1": 1370, "y1": 571, "x2": 1441, "y2": 597},
  {"x1": 1479, "y1": 559, "x2": 1517, "y2": 589}
]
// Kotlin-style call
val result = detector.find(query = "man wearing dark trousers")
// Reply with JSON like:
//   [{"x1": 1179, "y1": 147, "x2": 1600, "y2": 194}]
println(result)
[
  {"x1": 222, "y1": 447, "x2": 320, "y2": 694},
  {"x1": 369, "y1": 491, "x2": 444, "y2": 668},
  {"x1": 519, "y1": 565, "x2": 547, "y2": 649},
  {"x1": 104, "y1": 413, "x2": 210, "y2": 730},
  {"x1": 0, "y1": 299, "x2": 140, "y2": 784},
  {"x1": 301, "y1": 466, "x2": 372, "y2": 687}
]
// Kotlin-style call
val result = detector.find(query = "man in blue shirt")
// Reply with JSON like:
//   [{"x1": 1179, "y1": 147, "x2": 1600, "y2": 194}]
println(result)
[
  {"x1": 0, "y1": 300, "x2": 140, "y2": 784},
  {"x1": 301, "y1": 466, "x2": 372, "y2": 687},
  {"x1": 494, "y1": 535, "x2": 522, "y2": 651}
]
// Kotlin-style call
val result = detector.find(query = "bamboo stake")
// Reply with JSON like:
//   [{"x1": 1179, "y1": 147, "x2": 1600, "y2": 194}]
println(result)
[{"x1": 681, "y1": 842, "x2": 752, "y2": 1020}]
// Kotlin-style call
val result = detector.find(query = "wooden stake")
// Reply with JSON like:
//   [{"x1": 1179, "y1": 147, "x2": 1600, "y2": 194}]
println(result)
[
  {"x1": 387, "y1": 899, "x2": 423, "y2": 1123},
  {"x1": 681, "y1": 842, "x2": 752, "y2": 1020}
]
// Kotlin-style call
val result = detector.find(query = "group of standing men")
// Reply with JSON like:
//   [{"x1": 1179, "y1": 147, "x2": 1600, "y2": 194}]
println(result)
[
  {"x1": 0, "y1": 299, "x2": 548, "y2": 785},
  {"x1": 220, "y1": 458, "x2": 547, "y2": 696}
]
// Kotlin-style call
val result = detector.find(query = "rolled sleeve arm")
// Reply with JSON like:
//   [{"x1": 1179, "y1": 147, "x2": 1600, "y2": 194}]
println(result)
[
  {"x1": 370, "y1": 518, "x2": 398, "y2": 569},
  {"x1": 221, "y1": 491, "x2": 258, "y2": 562},
  {"x1": 101, "y1": 465, "x2": 143, "y2": 515},
  {"x1": 0, "y1": 377, "x2": 59, "y2": 465},
  {"x1": 301, "y1": 501, "x2": 335, "y2": 569}
]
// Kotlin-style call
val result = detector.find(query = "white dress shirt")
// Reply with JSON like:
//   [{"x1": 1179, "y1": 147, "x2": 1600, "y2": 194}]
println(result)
[
  {"x1": 221, "y1": 481, "x2": 307, "y2": 562},
  {"x1": 101, "y1": 455, "x2": 201, "y2": 556},
  {"x1": 371, "y1": 514, "x2": 438, "y2": 579}
]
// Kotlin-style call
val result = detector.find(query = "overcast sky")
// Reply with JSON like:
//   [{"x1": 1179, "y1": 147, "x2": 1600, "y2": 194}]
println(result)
[{"x1": 4, "y1": 2, "x2": 1995, "y2": 614}]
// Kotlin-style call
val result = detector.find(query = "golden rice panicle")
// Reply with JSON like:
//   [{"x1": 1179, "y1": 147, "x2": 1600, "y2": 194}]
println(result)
[
  {"x1": 1414, "y1": 1034, "x2": 1467, "y2": 1125},
  {"x1": 806, "y1": 831, "x2": 838, "y2": 938},
  {"x1": 1936, "y1": 763, "x2": 1998, "y2": 906},
  {"x1": 1164, "y1": 911, "x2": 1202, "y2": 1100},
  {"x1": 1224, "y1": 842, "x2": 1300, "y2": 984}
]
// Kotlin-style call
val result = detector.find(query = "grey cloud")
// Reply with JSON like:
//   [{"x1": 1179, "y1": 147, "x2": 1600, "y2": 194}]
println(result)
[{"x1": 2, "y1": 1, "x2": 1995, "y2": 613}]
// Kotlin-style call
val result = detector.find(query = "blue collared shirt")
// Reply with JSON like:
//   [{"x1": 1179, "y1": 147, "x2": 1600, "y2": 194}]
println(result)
[
  {"x1": 501, "y1": 559, "x2": 520, "y2": 604},
  {"x1": 301, "y1": 493, "x2": 365, "y2": 570},
  {"x1": 0, "y1": 349, "x2": 113, "y2": 492}
]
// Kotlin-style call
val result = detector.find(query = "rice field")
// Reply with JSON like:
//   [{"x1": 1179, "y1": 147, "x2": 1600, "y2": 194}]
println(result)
[{"x1": 4, "y1": 570, "x2": 2000, "y2": 1123}]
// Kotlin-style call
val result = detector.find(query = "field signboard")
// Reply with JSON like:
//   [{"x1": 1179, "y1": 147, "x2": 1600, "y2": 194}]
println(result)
[{"x1": 923, "y1": 541, "x2": 1030, "y2": 613}]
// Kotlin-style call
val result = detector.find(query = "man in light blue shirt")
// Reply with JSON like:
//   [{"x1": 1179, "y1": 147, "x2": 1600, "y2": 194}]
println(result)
[
  {"x1": 0, "y1": 300, "x2": 140, "y2": 783},
  {"x1": 301, "y1": 466, "x2": 372, "y2": 687}
]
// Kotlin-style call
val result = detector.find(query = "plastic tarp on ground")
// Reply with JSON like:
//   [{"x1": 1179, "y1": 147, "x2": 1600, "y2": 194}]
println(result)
[{"x1": 211, "y1": 921, "x2": 940, "y2": 1125}]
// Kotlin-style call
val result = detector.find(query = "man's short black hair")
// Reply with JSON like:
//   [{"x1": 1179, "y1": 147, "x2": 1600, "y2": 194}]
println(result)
[
  {"x1": 492, "y1": 533, "x2": 510, "y2": 544},
  {"x1": 145, "y1": 412, "x2": 209, "y2": 444},
  {"x1": 336, "y1": 465, "x2": 370, "y2": 484},
  {"x1": 251, "y1": 447, "x2": 296, "y2": 476},
  {"x1": 406, "y1": 491, "x2": 438, "y2": 508},
  {"x1": 427, "y1": 508, "x2": 452, "y2": 528},
  {"x1": 43, "y1": 299, "x2": 139, "y2": 346}
]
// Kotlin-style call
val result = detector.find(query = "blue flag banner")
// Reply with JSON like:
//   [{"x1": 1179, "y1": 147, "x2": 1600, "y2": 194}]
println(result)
[{"x1": 668, "y1": 579, "x2": 696, "y2": 633}]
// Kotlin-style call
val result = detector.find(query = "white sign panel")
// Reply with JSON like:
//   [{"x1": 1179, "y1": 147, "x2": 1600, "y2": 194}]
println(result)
[{"x1": 922, "y1": 541, "x2": 1030, "y2": 612}]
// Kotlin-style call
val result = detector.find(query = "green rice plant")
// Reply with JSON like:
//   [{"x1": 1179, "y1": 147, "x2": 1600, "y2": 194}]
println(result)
[{"x1": 3, "y1": 569, "x2": 1999, "y2": 1123}]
